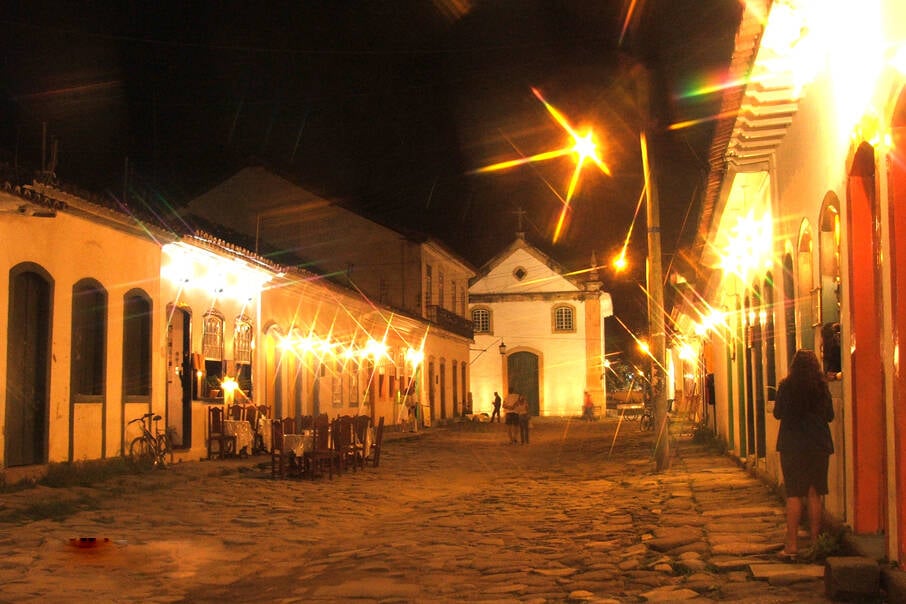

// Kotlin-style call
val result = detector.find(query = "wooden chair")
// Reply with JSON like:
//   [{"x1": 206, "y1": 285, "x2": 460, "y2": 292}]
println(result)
[
  {"x1": 207, "y1": 406, "x2": 236, "y2": 460},
  {"x1": 281, "y1": 416, "x2": 296, "y2": 437},
  {"x1": 245, "y1": 405, "x2": 258, "y2": 427},
  {"x1": 299, "y1": 415, "x2": 314, "y2": 430},
  {"x1": 332, "y1": 415, "x2": 358, "y2": 473},
  {"x1": 244, "y1": 406, "x2": 265, "y2": 454},
  {"x1": 367, "y1": 416, "x2": 385, "y2": 468},
  {"x1": 305, "y1": 414, "x2": 338, "y2": 480},
  {"x1": 228, "y1": 403, "x2": 244, "y2": 421},
  {"x1": 349, "y1": 415, "x2": 370, "y2": 471},
  {"x1": 270, "y1": 419, "x2": 286, "y2": 478}
]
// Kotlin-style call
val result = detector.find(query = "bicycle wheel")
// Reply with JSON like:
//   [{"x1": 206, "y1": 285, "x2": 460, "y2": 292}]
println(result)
[
  {"x1": 156, "y1": 434, "x2": 173, "y2": 467},
  {"x1": 129, "y1": 436, "x2": 155, "y2": 468}
]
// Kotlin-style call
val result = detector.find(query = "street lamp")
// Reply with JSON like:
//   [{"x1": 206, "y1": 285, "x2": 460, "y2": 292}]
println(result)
[{"x1": 499, "y1": 341, "x2": 507, "y2": 356}]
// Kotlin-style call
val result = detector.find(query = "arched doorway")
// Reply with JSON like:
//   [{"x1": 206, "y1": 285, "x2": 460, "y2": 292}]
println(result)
[
  {"x1": 763, "y1": 272, "x2": 777, "y2": 400},
  {"x1": 439, "y1": 359, "x2": 447, "y2": 420},
  {"x1": 818, "y1": 197, "x2": 842, "y2": 374},
  {"x1": 5, "y1": 264, "x2": 53, "y2": 466},
  {"x1": 847, "y1": 141, "x2": 885, "y2": 534},
  {"x1": 887, "y1": 89, "x2": 906, "y2": 562},
  {"x1": 507, "y1": 350, "x2": 540, "y2": 415},
  {"x1": 743, "y1": 293, "x2": 756, "y2": 458},
  {"x1": 796, "y1": 225, "x2": 816, "y2": 351},
  {"x1": 166, "y1": 304, "x2": 192, "y2": 448}
]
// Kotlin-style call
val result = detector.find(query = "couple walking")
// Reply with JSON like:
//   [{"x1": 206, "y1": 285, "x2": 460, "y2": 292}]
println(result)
[{"x1": 502, "y1": 392, "x2": 530, "y2": 444}]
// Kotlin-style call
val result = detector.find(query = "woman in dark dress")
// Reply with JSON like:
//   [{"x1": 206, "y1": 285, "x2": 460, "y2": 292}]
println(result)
[{"x1": 773, "y1": 349, "x2": 835, "y2": 559}]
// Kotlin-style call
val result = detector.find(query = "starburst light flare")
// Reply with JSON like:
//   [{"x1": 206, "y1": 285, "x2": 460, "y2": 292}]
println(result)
[{"x1": 472, "y1": 87, "x2": 611, "y2": 243}]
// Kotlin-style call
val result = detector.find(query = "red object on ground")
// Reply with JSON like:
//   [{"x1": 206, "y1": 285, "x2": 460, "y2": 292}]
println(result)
[{"x1": 68, "y1": 537, "x2": 110, "y2": 549}]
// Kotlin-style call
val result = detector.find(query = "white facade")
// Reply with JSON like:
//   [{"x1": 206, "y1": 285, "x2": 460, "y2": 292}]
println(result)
[
  {"x1": 469, "y1": 236, "x2": 611, "y2": 417},
  {"x1": 0, "y1": 177, "x2": 448, "y2": 477},
  {"x1": 673, "y1": 0, "x2": 906, "y2": 567}
]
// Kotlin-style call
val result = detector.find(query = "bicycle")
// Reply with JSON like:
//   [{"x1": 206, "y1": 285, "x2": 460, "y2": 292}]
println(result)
[
  {"x1": 128, "y1": 412, "x2": 172, "y2": 468},
  {"x1": 639, "y1": 404, "x2": 654, "y2": 432}
]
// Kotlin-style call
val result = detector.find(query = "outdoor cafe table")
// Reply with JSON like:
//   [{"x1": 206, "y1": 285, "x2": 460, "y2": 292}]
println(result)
[
  {"x1": 223, "y1": 419, "x2": 254, "y2": 456},
  {"x1": 255, "y1": 417, "x2": 272, "y2": 452},
  {"x1": 282, "y1": 430, "x2": 314, "y2": 457}
]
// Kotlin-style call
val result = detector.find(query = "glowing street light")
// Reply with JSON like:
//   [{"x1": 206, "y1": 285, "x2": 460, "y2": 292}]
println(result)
[{"x1": 472, "y1": 87, "x2": 611, "y2": 242}]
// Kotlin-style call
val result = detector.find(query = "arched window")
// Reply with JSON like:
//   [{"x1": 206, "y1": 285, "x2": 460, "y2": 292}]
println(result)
[
  {"x1": 123, "y1": 290, "x2": 152, "y2": 399},
  {"x1": 471, "y1": 307, "x2": 491, "y2": 333},
  {"x1": 552, "y1": 304, "x2": 575, "y2": 333},
  {"x1": 71, "y1": 279, "x2": 107, "y2": 399},
  {"x1": 234, "y1": 316, "x2": 253, "y2": 396},
  {"x1": 203, "y1": 310, "x2": 225, "y2": 383}
]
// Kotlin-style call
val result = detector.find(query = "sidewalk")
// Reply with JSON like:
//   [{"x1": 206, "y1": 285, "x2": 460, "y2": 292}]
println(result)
[{"x1": 0, "y1": 417, "x2": 870, "y2": 602}]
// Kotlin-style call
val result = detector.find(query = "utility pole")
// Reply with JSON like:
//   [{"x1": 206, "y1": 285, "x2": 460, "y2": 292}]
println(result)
[
  {"x1": 636, "y1": 65, "x2": 670, "y2": 471},
  {"x1": 642, "y1": 131, "x2": 669, "y2": 471}
]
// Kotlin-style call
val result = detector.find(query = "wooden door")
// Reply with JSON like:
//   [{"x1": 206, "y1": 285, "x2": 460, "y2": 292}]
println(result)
[{"x1": 5, "y1": 268, "x2": 52, "y2": 466}]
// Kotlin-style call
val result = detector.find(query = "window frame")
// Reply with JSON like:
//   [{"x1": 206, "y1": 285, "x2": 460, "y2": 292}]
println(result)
[
  {"x1": 203, "y1": 310, "x2": 225, "y2": 384},
  {"x1": 122, "y1": 289, "x2": 152, "y2": 401},
  {"x1": 471, "y1": 307, "x2": 492, "y2": 334},
  {"x1": 71, "y1": 279, "x2": 107, "y2": 401},
  {"x1": 552, "y1": 304, "x2": 576, "y2": 333}
]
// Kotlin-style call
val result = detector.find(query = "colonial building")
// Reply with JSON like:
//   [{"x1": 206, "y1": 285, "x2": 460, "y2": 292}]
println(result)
[
  {"x1": 469, "y1": 233, "x2": 612, "y2": 417},
  {"x1": 186, "y1": 166, "x2": 476, "y2": 425},
  {"x1": 0, "y1": 175, "x2": 447, "y2": 477},
  {"x1": 670, "y1": 0, "x2": 906, "y2": 572}
]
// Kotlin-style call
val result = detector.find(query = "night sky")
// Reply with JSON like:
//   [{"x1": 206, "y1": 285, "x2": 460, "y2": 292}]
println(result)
[{"x1": 1, "y1": 1, "x2": 742, "y2": 347}]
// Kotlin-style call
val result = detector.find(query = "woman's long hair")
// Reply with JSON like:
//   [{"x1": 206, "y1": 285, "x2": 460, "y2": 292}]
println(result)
[{"x1": 783, "y1": 349, "x2": 826, "y2": 414}]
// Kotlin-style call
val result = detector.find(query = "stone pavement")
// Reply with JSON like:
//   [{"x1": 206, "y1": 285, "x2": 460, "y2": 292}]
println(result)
[{"x1": 0, "y1": 418, "x2": 837, "y2": 603}]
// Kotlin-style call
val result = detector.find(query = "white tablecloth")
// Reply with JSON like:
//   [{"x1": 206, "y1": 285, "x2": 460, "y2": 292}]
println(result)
[
  {"x1": 223, "y1": 419, "x2": 254, "y2": 454},
  {"x1": 255, "y1": 417, "x2": 272, "y2": 452},
  {"x1": 283, "y1": 431, "x2": 314, "y2": 457}
]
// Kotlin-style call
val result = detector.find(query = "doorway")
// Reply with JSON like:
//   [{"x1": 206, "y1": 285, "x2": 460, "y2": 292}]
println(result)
[
  {"x1": 5, "y1": 265, "x2": 53, "y2": 466},
  {"x1": 507, "y1": 351, "x2": 540, "y2": 415},
  {"x1": 166, "y1": 306, "x2": 192, "y2": 448}
]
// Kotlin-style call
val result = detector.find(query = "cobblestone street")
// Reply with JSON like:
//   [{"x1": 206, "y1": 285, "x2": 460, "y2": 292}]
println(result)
[{"x1": 0, "y1": 418, "x2": 831, "y2": 603}]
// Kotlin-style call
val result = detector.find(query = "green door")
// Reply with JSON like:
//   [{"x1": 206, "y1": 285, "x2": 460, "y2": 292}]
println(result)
[{"x1": 508, "y1": 351, "x2": 539, "y2": 415}]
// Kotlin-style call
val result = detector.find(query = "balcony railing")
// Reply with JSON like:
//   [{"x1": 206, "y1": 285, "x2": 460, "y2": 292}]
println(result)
[{"x1": 426, "y1": 305, "x2": 473, "y2": 339}]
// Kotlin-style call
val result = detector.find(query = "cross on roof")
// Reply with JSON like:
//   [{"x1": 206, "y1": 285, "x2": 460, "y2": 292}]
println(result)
[{"x1": 513, "y1": 207, "x2": 526, "y2": 238}]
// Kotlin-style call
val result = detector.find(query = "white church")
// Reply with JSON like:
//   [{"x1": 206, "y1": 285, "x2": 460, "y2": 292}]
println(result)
[{"x1": 468, "y1": 232, "x2": 612, "y2": 417}]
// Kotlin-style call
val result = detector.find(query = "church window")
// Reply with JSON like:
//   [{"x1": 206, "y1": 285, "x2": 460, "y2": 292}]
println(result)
[
  {"x1": 472, "y1": 307, "x2": 491, "y2": 333},
  {"x1": 552, "y1": 304, "x2": 575, "y2": 332},
  {"x1": 513, "y1": 266, "x2": 527, "y2": 281}
]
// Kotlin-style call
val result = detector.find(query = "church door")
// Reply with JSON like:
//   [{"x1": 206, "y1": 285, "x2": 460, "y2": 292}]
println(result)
[{"x1": 507, "y1": 351, "x2": 539, "y2": 415}]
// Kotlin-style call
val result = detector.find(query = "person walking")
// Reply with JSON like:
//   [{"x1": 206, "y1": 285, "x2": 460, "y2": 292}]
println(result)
[
  {"x1": 406, "y1": 397, "x2": 419, "y2": 433},
  {"x1": 502, "y1": 393, "x2": 519, "y2": 444},
  {"x1": 515, "y1": 395, "x2": 530, "y2": 444},
  {"x1": 490, "y1": 391, "x2": 502, "y2": 423},
  {"x1": 773, "y1": 349, "x2": 835, "y2": 561}
]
